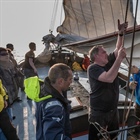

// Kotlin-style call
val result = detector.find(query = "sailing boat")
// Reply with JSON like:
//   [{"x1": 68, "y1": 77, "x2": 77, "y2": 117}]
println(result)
[
  {"x1": 36, "y1": 0, "x2": 140, "y2": 67},
  {"x1": 34, "y1": 0, "x2": 140, "y2": 139}
]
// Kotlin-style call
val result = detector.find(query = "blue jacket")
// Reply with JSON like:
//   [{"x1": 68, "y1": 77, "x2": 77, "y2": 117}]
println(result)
[
  {"x1": 130, "y1": 72, "x2": 140, "y2": 105},
  {"x1": 35, "y1": 77, "x2": 71, "y2": 140}
]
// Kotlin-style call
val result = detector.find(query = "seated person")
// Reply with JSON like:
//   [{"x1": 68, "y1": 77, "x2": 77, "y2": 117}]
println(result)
[{"x1": 129, "y1": 65, "x2": 140, "y2": 139}]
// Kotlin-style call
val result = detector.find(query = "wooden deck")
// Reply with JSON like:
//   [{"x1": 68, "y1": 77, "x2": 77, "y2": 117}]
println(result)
[{"x1": 10, "y1": 66, "x2": 135, "y2": 140}]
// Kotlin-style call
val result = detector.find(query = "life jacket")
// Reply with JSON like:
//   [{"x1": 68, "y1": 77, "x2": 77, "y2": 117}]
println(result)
[{"x1": 24, "y1": 76, "x2": 52, "y2": 102}]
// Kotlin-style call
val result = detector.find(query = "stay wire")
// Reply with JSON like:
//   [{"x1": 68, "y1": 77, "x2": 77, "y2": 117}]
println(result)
[
  {"x1": 119, "y1": 0, "x2": 129, "y2": 139},
  {"x1": 121, "y1": 0, "x2": 139, "y2": 139},
  {"x1": 59, "y1": 1, "x2": 63, "y2": 26},
  {"x1": 124, "y1": 0, "x2": 139, "y2": 123},
  {"x1": 49, "y1": 0, "x2": 59, "y2": 33}
]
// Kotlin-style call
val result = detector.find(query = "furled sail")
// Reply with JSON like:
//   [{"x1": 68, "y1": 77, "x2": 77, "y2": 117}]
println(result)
[
  {"x1": 37, "y1": 0, "x2": 140, "y2": 66},
  {"x1": 55, "y1": 0, "x2": 140, "y2": 66},
  {"x1": 57, "y1": 0, "x2": 134, "y2": 39}
]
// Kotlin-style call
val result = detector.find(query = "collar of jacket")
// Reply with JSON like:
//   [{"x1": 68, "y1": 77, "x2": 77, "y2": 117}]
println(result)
[{"x1": 43, "y1": 77, "x2": 69, "y2": 106}]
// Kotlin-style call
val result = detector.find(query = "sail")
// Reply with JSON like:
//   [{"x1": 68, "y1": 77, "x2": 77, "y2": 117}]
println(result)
[
  {"x1": 55, "y1": 0, "x2": 140, "y2": 66},
  {"x1": 57, "y1": 0, "x2": 134, "y2": 39},
  {"x1": 37, "y1": 0, "x2": 140, "y2": 66}
]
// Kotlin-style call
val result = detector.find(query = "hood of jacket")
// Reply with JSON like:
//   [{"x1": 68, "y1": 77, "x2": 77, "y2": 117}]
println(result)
[{"x1": 40, "y1": 77, "x2": 69, "y2": 107}]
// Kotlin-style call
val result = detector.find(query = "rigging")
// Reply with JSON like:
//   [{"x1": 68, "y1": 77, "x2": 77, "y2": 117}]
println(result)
[
  {"x1": 121, "y1": 0, "x2": 139, "y2": 139},
  {"x1": 49, "y1": 0, "x2": 59, "y2": 33}
]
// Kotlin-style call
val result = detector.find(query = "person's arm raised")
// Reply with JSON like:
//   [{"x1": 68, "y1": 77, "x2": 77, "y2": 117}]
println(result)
[
  {"x1": 98, "y1": 47, "x2": 126, "y2": 83},
  {"x1": 114, "y1": 19, "x2": 128, "y2": 57}
]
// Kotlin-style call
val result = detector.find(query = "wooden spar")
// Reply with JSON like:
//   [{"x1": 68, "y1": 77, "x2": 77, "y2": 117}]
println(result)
[{"x1": 61, "y1": 25, "x2": 140, "y2": 48}]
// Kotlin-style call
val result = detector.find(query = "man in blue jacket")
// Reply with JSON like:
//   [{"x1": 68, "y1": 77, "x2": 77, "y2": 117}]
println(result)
[
  {"x1": 35, "y1": 63, "x2": 73, "y2": 140},
  {"x1": 129, "y1": 65, "x2": 140, "y2": 139}
]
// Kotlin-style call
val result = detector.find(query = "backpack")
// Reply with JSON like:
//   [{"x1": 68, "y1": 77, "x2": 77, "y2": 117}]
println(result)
[{"x1": 24, "y1": 76, "x2": 52, "y2": 102}]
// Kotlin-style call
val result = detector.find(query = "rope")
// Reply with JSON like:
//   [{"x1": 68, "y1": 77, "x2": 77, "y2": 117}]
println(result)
[
  {"x1": 121, "y1": 0, "x2": 139, "y2": 139},
  {"x1": 91, "y1": 122, "x2": 109, "y2": 140},
  {"x1": 124, "y1": 0, "x2": 139, "y2": 122},
  {"x1": 120, "y1": 0, "x2": 129, "y2": 47},
  {"x1": 119, "y1": 0, "x2": 131, "y2": 139},
  {"x1": 49, "y1": 0, "x2": 59, "y2": 33},
  {"x1": 121, "y1": 0, "x2": 130, "y2": 127},
  {"x1": 119, "y1": 3, "x2": 130, "y2": 132},
  {"x1": 125, "y1": 82, "x2": 135, "y2": 122}
]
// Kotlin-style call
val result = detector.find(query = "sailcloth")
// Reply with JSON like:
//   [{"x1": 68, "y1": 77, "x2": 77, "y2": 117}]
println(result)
[
  {"x1": 57, "y1": 0, "x2": 134, "y2": 38},
  {"x1": 37, "y1": 0, "x2": 140, "y2": 66},
  {"x1": 55, "y1": 0, "x2": 140, "y2": 66}
]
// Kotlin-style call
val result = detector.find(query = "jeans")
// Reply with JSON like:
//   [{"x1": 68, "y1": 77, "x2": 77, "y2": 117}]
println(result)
[{"x1": 0, "y1": 129, "x2": 7, "y2": 140}]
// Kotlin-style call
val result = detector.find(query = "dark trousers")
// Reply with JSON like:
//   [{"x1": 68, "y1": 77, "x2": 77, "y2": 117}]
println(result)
[
  {"x1": 0, "y1": 109, "x2": 19, "y2": 140},
  {"x1": 24, "y1": 68, "x2": 38, "y2": 78},
  {"x1": 88, "y1": 109, "x2": 119, "y2": 140},
  {"x1": 135, "y1": 102, "x2": 140, "y2": 118},
  {"x1": 89, "y1": 123, "x2": 100, "y2": 140},
  {"x1": 134, "y1": 103, "x2": 140, "y2": 137}
]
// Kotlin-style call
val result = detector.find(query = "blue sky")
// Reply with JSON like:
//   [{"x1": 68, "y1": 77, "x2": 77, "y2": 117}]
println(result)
[{"x1": 0, "y1": 0, "x2": 139, "y2": 62}]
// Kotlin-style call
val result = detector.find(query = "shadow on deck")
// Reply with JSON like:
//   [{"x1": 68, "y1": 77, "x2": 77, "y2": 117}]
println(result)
[
  {"x1": 11, "y1": 66, "x2": 135, "y2": 140},
  {"x1": 12, "y1": 91, "x2": 36, "y2": 140},
  {"x1": 12, "y1": 66, "x2": 50, "y2": 140}
]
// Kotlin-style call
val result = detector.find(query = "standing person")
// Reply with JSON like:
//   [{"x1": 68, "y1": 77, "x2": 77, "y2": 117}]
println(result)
[
  {"x1": 87, "y1": 19, "x2": 128, "y2": 140},
  {"x1": 129, "y1": 65, "x2": 140, "y2": 139},
  {"x1": 6, "y1": 43, "x2": 24, "y2": 92},
  {"x1": 0, "y1": 47, "x2": 19, "y2": 109},
  {"x1": 82, "y1": 54, "x2": 90, "y2": 71},
  {"x1": 6, "y1": 43, "x2": 17, "y2": 68},
  {"x1": 35, "y1": 63, "x2": 72, "y2": 140},
  {"x1": 0, "y1": 78, "x2": 19, "y2": 140},
  {"x1": 23, "y1": 42, "x2": 38, "y2": 78}
]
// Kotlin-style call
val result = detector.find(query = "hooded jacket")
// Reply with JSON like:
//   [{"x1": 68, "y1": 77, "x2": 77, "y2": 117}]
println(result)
[
  {"x1": 0, "y1": 61, "x2": 18, "y2": 105},
  {"x1": 35, "y1": 77, "x2": 71, "y2": 140},
  {"x1": 0, "y1": 79, "x2": 8, "y2": 112}
]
